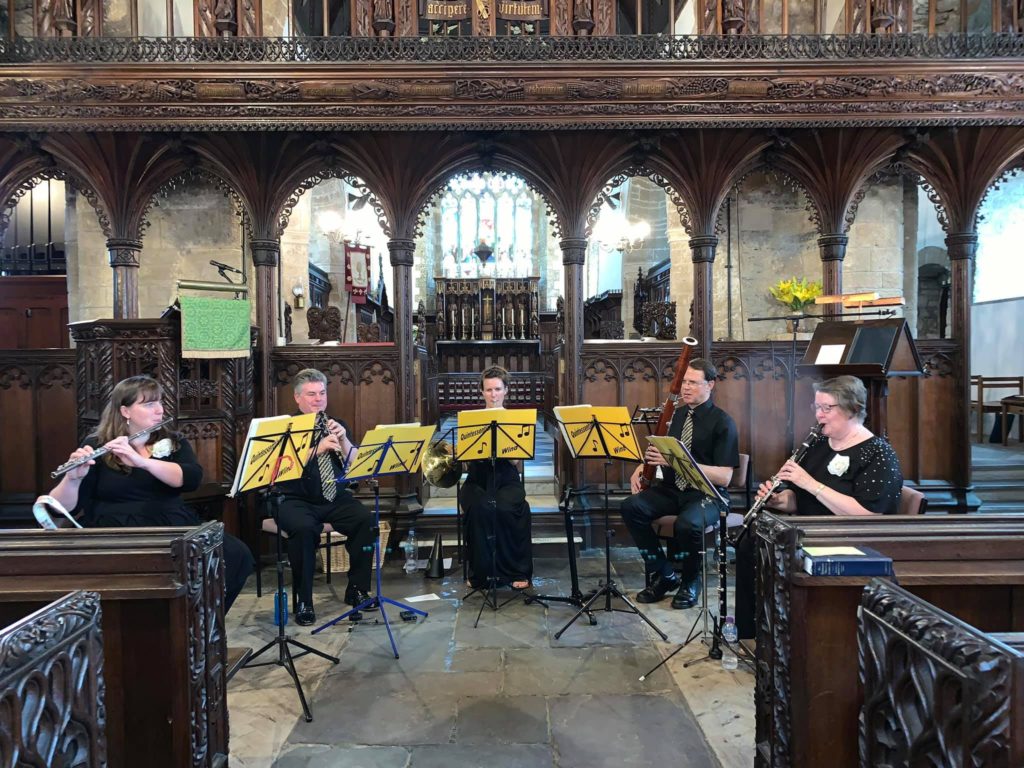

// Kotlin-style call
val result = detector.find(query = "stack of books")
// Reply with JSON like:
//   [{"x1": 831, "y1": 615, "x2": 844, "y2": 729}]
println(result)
[{"x1": 801, "y1": 545, "x2": 893, "y2": 577}]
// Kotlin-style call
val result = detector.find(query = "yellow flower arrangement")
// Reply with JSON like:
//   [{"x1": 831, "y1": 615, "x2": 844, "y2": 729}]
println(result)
[{"x1": 769, "y1": 277, "x2": 823, "y2": 312}]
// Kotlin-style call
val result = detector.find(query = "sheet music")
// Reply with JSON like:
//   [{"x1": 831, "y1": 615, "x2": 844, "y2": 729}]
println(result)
[{"x1": 815, "y1": 344, "x2": 846, "y2": 365}]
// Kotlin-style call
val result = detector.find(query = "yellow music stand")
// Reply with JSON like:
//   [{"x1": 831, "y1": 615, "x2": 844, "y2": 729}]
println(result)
[
  {"x1": 551, "y1": 404, "x2": 666, "y2": 642},
  {"x1": 455, "y1": 407, "x2": 537, "y2": 461},
  {"x1": 554, "y1": 405, "x2": 642, "y2": 462},
  {"x1": 455, "y1": 406, "x2": 537, "y2": 625},
  {"x1": 229, "y1": 412, "x2": 316, "y2": 497},
  {"x1": 312, "y1": 422, "x2": 436, "y2": 658},
  {"x1": 234, "y1": 410, "x2": 338, "y2": 724}
]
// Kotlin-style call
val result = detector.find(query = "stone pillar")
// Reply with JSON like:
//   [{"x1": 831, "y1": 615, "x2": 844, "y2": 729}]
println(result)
[
  {"x1": 688, "y1": 235, "x2": 717, "y2": 356},
  {"x1": 388, "y1": 237, "x2": 421, "y2": 516},
  {"x1": 107, "y1": 238, "x2": 141, "y2": 319},
  {"x1": 250, "y1": 238, "x2": 280, "y2": 419},
  {"x1": 388, "y1": 238, "x2": 416, "y2": 424},
  {"x1": 946, "y1": 231, "x2": 977, "y2": 491},
  {"x1": 818, "y1": 234, "x2": 848, "y2": 319},
  {"x1": 561, "y1": 237, "x2": 586, "y2": 407}
]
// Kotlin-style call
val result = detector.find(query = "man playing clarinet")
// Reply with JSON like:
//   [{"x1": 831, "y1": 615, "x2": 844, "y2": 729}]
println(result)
[
  {"x1": 276, "y1": 368, "x2": 375, "y2": 626},
  {"x1": 620, "y1": 358, "x2": 740, "y2": 610}
]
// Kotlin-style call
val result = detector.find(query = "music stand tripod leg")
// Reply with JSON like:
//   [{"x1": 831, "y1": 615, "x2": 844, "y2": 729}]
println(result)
[
  {"x1": 641, "y1": 504, "x2": 731, "y2": 680},
  {"x1": 313, "y1": 480, "x2": 428, "y2": 659},
  {"x1": 527, "y1": 486, "x2": 590, "y2": 619},
  {"x1": 555, "y1": 462, "x2": 668, "y2": 642},
  {"x1": 243, "y1": 489, "x2": 339, "y2": 722}
]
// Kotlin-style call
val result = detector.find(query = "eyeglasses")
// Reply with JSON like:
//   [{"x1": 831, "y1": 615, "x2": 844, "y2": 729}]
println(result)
[{"x1": 812, "y1": 403, "x2": 839, "y2": 414}]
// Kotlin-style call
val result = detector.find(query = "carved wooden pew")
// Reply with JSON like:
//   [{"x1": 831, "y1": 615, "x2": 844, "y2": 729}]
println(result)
[
  {"x1": 0, "y1": 590, "x2": 106, "y2": 768},
  {"x1": 859, "y1": 578, "x2": 1024, "y2": 767},
  {"x1": 753, "y1": 514, "x2": 1024, "y2": 768},
  {"x1": 0, "y1": 524, "x2": 228, "y2": 768}
]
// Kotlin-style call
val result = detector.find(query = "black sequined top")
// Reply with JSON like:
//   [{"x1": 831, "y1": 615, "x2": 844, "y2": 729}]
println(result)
[{"x1": 794, "y1": 435, "x2": 903, "y2": 516}]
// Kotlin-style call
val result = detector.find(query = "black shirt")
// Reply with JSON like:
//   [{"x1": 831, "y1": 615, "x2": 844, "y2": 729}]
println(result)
[
  {"x1": 661, "y1": 399, "x2": 740, "y2": 497},
  {"x1": 794, "y1": 435, "x2": 903, "y2": 516},
  {"x1": 75, "y1": 436, "x2": 203, "y2": 527}
]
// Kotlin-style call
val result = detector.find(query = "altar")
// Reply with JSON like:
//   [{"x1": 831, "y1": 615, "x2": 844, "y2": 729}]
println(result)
[{"x1": 434, "y1": 277, "x2": 540, "y2": 342}]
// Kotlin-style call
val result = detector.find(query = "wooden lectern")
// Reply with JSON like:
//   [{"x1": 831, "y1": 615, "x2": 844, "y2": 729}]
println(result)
[{"x1": 796, "y1": 318, "x2": 923, "y2": 438}]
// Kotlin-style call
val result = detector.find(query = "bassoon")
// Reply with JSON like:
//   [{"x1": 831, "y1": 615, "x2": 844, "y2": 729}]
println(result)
[{"x1": 640, "y1": 336, "x2": 699, "y2": 488}]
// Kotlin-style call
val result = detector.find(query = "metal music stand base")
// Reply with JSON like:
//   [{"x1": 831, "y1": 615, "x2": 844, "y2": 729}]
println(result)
[
  {"x1": 555, "y1": 463, "x2": 667, "y2": 642},
  {"x1": 243, "y1": 490, "x2": 339, "y2": 722},
  {"x1": 528, "y1": 486, "x2": 595, "y2": 625},
  {"x1": 312, "y1": 480, "x2": 428, "y2": 659}
]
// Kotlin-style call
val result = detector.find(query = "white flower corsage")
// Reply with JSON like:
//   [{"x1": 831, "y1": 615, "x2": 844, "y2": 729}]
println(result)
[
  {"x1": 827, "y1": 454, "x2": 850, "y2": 477},
  {"x1": 151, "y1": 438, "x2": 174, "y2": 459}
]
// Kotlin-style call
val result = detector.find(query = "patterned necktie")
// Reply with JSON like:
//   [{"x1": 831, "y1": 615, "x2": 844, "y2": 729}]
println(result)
[
  {"x1": 674, "y1": 410, "x2": 693, "y2": 492},
  {"x1": 317, "y1": 427, "x2": 337, "y2": 501}
]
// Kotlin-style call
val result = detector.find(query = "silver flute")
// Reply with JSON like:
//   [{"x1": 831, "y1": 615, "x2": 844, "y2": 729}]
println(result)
[
  {"x1": 51, "y1": 418, "x2": 173, "y2": 479},
  {"x1": 730, "y1": 424, "x2": 823, "y2": 542}
]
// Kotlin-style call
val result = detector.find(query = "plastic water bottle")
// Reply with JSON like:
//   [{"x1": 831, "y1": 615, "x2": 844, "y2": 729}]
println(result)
[
  {"x1": 274, "y1": 588, "x2": 288, "y2": 626},
  {"x1": 404, "y1": 529, "x2": 418, "y2": 573},
  {"x1": 721, "y1": 615, "x2": 738, "y2": 671}
]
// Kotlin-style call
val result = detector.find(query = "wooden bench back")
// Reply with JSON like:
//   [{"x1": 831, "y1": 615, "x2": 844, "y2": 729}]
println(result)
[
  {"x1": 0, "y1": 591, "x2": 106, "y2": 768},
  {"x1": 860, "y1": 579, "x2": 1024, "y2": 767}
]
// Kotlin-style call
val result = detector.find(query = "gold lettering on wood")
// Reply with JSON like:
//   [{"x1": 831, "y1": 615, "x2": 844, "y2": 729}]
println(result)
[
  {"x1": 196, "y1": 82, "x2": 245, "y2": 98},
  {"x1": 422, "y1": 0, "x2": 469, "y2": 19},
  {"x1": 300, "y1": 83, "x2": 356, "y2": 97},
  {"x1": 727, "y1": 80, "x2": 772, "y2": 96},
  {"x1": 524, "y1": 83, "x2": 567, "y2": 97}
]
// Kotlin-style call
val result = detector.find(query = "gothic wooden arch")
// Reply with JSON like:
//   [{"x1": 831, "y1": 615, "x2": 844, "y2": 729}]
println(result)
[{"x1": 0, "y1": 136, "x2": 111, "y2": 246}]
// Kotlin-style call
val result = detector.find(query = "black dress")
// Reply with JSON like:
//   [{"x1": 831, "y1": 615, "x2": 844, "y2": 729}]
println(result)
[
  {"x1": 734, "y1": 433, "x2": 903, "y2": 640},
  {"x1": 73, "y1": 437, "x2": 254, "y2": 611},
  {"x1": 461, "y1": 458, "x2": 532, "y2": 587},
  {"x1": 793, "y1": 435, "x2": 903, "y2": 516}
]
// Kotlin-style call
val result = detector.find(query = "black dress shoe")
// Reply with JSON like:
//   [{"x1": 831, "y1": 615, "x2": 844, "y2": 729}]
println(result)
[
  {"x1": 345, "y1": 587, "x2": 375, "y2": 608},
  {"x1": 636, "y1": 573, "x2": 682, "y2": 604},
  {"x1": 295, "y1": 601, "x2": 316, "y2": 626},
  {"x1": 671, "y1": 576, "x2": 702, "y2": 610}
]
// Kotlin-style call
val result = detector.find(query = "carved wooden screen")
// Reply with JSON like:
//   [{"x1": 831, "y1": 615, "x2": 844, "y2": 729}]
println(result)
[
  {"x1": 698, "y1": 0, "x2": 762, "y2": 34},
  {"x1": 0, "y1": 591, "x2": 107, "y2": 768},
  {"x1": 24, "y1": 0, "x2": 264, "y2": 36},
  {"x1": 847, "y1": 0, "x2": 912, "y2": 32},
  {"x1": 291, "y1": 0, "x2": 350, "y2": 34},
  {"x1": 860, "y1": 579, "x2": 1024, "y2": 767}
]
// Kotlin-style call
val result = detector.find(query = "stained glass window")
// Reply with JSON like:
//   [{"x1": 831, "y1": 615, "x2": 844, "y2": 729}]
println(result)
[{"x1": 439, "y1": 173, "x2": 534, "y2": 278}]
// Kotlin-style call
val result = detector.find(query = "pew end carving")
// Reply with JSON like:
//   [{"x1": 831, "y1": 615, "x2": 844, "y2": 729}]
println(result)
[{"x1": 0, "y1": 590, "x2": 106, "y2": 768}]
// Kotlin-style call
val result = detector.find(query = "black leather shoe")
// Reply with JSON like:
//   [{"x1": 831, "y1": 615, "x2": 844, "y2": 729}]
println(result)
[
  {"x1": 295, "y1": 601, "x2": 316, "y2": 626},
  {"x1": 636, "y1": 573, "x2": 681, "y2": 604},
  {"x1": 671, "y1": 576, "x2": 702, "y2": 610},
  {"x1": 345, "y1": 587, "x2": 375, "y2": 608}
]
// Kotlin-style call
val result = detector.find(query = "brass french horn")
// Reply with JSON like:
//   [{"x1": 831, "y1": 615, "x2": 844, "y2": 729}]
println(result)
[{"x1": 422, "y1": 440, "x2": 463, "y2": 488}]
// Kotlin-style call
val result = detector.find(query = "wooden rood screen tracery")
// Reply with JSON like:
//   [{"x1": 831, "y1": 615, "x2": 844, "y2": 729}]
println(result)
[{"x1": 12, "y1": 0, "x2": 1024, "y2": 38}]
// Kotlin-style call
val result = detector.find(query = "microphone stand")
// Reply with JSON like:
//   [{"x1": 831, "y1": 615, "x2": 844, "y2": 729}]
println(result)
[{"x1": 745, "y1": 311, "x2": 809, "y2": 454}]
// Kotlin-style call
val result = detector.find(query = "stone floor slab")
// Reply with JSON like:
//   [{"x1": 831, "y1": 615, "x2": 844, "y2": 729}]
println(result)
[
  {"x1": 503, "y1": 646, "x2": 673, "y2": 696},
  {"x1": 275, "y1": 744, "x2": 410, "y2": 768},
  {"x1": 455, "y1": 695, "x2": 549, "y2": 744},
  {"x1": 549, "y1": 694, "x2": 716, "y2": 768},
  {"x1": 230, "y1": 548, "x2": 745, "y2": 768},
  {"x1": 409, "y1": 744, "x2": 555, "y2": 768}
]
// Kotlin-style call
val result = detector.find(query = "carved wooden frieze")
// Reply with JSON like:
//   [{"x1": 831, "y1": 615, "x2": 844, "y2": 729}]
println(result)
[{"x1": 2, "y1": 61, "x2": 1024, "y2": 129}]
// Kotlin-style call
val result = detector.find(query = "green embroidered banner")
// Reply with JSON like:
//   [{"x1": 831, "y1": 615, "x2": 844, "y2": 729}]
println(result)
[{"x1": 179, "y1": 296, "x2": 251, "y2": 359}]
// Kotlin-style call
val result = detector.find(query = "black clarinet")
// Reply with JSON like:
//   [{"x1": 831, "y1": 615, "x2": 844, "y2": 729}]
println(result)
[{"x1": 731, "y1": 424, "x2": 823, "y2": 543}]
